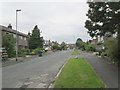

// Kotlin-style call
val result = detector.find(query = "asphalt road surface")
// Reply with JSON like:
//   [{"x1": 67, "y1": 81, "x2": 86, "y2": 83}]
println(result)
[{"x1": 2, "y1": 50, "x2": 72, "y2": 88}]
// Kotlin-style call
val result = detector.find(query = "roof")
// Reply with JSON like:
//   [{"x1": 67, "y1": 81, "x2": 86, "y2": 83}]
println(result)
[{"x1": 0, "y1": 25, "x2": 28, "y2": 37}]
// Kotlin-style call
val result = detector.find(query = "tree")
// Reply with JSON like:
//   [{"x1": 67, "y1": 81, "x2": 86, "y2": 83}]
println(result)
[
  {"x1": 52, "y1": 44, "x2": 58, "y2": 50},
  {"x1": 60, "y1": 42, "x2": 67, "y2": 50},
  {"x1": 85, "y1": 2, "x2": 120, "y2": 38},
  {"x1": 76, "y1": 38, "x2": 83, "y2": 49},
  {"x1": 2, "y1": 34, "x2": 15, "y2": 57},
  {"x1": 85, "y1": 1, "x2": 120, "y2": 62},
  {"x1": 29, "y1": 25, "x2": 43, "y2": 49}
]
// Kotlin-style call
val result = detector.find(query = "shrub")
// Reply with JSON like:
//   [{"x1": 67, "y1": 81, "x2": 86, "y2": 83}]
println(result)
[
  {"x1": 9, "y1": 50, "x2": 16, "y2": 58},
  {"x1": 2, "y1": 34, "x2": 15, "y2": 58},
  {"x1": 32, "y1": 48, "x2": 43, "y2": 55},
  {"x1": 104, "y1": 37, "x2": 118, "y2": 62},
  {"x1": 85, "y1": 44, "x2": 95, "y2": 52},
  {"x1": 18, "y1": 48, "x2": 31, "y2": 57},
  {"x1": 18, "y1": 49, "x2": 27, "y2": 57},
  {"x1": 25, "y1": 49, "x2": 30, "y2": 55},
  {"x1": 52, "y1": 44, "x2": 60, "y2": 50}
]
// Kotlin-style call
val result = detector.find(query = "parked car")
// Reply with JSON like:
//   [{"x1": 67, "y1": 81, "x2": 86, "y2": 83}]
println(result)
[
  {"x1": 45, "y1": 47, "x2": 48, "y2": 52},
  {"x1": 0, "y1": 48, "x2": 8, "y2": 61}
]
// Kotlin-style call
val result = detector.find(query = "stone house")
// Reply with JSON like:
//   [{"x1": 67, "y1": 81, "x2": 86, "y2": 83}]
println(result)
[{"x1": 0, "y1": 24, "x2": 29, "y2": 49}]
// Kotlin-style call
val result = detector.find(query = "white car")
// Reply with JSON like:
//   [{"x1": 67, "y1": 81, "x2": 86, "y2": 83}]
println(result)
[{"x1": 0, "y1": 48, "x2": 8, "y2": 61}]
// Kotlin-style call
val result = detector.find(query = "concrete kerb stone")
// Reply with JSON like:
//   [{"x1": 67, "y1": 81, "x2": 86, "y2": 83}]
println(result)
[{"x1": 48, "y1": 57, "x2": 70, "y2": 88}]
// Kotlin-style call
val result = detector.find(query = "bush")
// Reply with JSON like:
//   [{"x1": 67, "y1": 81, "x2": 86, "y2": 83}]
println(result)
[
  {"x1": 18, "y1": 48, "x2": 30, "y2": 57},
  {"x1": 85, "y1": 44, "x2": 95, "y2": 52},
  {"x1": 2, "y1": 34, "x2": 15, "y2": 58},
  {"x1": 52, "y1": 44, "x2": 60, "y2": 50},
  {"x1": 104, "y1": 37, "x2": 118, "y2": 62},
  {"x1": 18, "y1": 49, "x2": 26, "y2": 57},
  {"x1": 26, "y1": 49, "x2": 31, "y2": 55},
  {"x1": 8, "y1": 50, "x2": 16, "y2": 58},
  {"x1": 32, "y1": 48, "x2": 43, "y2": 55}
]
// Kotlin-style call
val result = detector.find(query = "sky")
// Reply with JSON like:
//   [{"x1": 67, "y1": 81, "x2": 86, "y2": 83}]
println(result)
[{"x1": 0, "y1": 1, "x2": 92, "y2": 44}]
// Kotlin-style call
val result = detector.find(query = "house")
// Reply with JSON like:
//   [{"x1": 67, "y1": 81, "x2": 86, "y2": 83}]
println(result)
[
  {"x1": 89, "y1": 32, "x2": 116, "y2": 51},
  {"x1": 66, "y1": 44, "x2": 75, "y2": 49},
  {"x1": 43, "y1": 40, "x2": 52, "y2": 51},
  {"x1": 90, "y1": 32, "x2": 114, "y2": 45},
  {"x1": 0, "y1": 24, "x2": 29, "y2": 49},
  {"x1": 90, "y1": 35, "x2": 104, "y2": 45}
]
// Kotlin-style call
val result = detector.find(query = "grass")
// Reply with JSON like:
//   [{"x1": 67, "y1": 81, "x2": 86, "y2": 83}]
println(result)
[
  {"x1": 71, "y1": 50, "x2": 80, "y2": 55},
  {"x1": 54, "y1": 58, "x2": 105, "y2": 88}
]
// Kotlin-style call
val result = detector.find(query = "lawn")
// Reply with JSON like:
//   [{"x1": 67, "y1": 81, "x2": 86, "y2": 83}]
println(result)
[
  {"x1": 54, "y1": 58, "x2": 105, "y2": 88},
  {"x1": 71, "y1": 50, "x2": 80, "y2": 55}
]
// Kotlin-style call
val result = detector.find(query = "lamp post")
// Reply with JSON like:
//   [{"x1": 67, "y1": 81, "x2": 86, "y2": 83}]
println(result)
[
  {"x1": 73, "y1": 35, "x2": 76, "y2": 49},
  {"x1": 16, "y1": 9, "x2": 21, "y2": 61}
]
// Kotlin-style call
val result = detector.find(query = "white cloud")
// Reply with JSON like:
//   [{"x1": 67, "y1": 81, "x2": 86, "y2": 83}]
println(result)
[
  {"x1": 0, "y1": 0, "x2": 87, "y2": 2},
  {"x1": 1, "y1": 2, "x2": 91, "y2": 43}
]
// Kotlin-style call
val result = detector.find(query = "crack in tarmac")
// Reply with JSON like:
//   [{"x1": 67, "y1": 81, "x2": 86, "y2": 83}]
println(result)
[{"x1": 18, "y1": 72, "x2": 56, "y2": 88}]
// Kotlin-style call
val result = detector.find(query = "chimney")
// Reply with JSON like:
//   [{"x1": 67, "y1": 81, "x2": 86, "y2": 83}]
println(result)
[{"x1": 8, "y1": 24, "x2": 12, "y2": 29}]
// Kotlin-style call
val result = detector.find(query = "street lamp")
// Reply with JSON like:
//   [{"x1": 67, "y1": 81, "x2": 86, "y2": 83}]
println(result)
[{"x1": 16, "y1": 9, "x2": 21, "y2": 61}]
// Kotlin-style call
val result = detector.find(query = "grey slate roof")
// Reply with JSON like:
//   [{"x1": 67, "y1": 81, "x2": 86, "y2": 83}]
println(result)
[{"x1": 0, "y1": 25, "x2": 28, "y2": 37}]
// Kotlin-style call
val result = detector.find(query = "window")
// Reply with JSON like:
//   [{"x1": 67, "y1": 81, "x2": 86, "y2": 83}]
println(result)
[
  {"x1": 13, "y1": 34, "x2": 16, "y2": 38},
  {"x1": 6, "y1": 32, "x2": 9, "y2": 34},
  {"x1": 19, "y1": 36, "x2": 23, "y2": 40},
  {"x1": 24, "y1": 37, "x2": 27, "y2": 40}
]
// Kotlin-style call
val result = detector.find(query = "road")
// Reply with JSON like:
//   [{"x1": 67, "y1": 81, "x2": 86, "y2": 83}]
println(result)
[{"x1": 2, "y1": 50, "x2": 72, "y2": 88}]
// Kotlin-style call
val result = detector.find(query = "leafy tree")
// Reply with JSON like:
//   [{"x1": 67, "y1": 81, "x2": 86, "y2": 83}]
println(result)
[
  {"x1": 85, "y1": 1, "x2": 120, "y2": 62},
  {"x1": 76, "y1": 38, "x2": 83, "y2": 49},
  {"x1": 2, "y1": 34, "x2": 15, "y2": 57},
  {"x1": 79, "y1": 42, "x2": 86, "y2": 50},
  {"x1": 85, "y1": 2, "x2": 120, "y2": 38},
  {"x1": 29, "y1": 25, "x2": 43, "y2": 49},
  {"x1": 60, "y1": 42, "x2": 67, "y2": 50},
  {"x1": 52, "y1": 44, "x2": 60, "y2": 50}
]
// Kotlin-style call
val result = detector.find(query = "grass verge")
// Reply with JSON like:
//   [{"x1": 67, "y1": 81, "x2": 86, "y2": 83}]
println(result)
[
  {"x1": 71, "y1": 50, "x2": 80, "y2": 55},
  {"x1": 54, "y1": 58, "x2": 105, "y2": 88}
]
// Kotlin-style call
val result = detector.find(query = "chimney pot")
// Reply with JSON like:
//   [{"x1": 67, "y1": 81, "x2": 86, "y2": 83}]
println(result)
[{"x1": 8, "y1": 24, "x2": 12, "y2": 29}]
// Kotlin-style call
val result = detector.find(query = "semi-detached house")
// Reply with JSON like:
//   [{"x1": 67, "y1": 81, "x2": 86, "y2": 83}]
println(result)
[{"x1": 0, "y1": 24, "x2": 29, "y2": 49}]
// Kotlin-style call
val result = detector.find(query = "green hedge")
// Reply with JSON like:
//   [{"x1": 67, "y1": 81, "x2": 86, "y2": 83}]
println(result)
[
  {"x1": 30, "y1": 48, "x2": 44, "y2": 55},
  {"x1": 18, "y1": 48, "x2": 30, "y2": 57}
]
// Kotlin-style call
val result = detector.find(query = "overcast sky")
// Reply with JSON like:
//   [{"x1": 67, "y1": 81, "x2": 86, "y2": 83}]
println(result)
[{"x1": 0, "y1": 1, "x2": 91, "y2": 44}]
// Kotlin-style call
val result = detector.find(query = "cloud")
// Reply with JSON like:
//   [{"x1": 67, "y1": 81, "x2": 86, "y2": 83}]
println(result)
[
  {"x1": 1, "y1": 2, "x2": 91, "y2": 43},
  {"x1": 0, "y1": 0, "x2": 88, "y2": 2}
]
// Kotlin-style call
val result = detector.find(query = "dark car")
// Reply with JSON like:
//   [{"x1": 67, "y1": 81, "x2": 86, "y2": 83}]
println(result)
[{"x1": 38, "y1": 50, "x2": 43, "y2": 57}]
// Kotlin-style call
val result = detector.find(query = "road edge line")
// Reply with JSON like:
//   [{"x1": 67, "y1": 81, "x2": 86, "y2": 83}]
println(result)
[{"x1": 48, "y1": 57, "x2": 70, "y2": 88}]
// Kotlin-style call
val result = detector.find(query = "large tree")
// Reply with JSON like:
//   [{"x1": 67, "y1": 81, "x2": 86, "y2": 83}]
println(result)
[
  {"x1": 85, "y1": 1, "x2": 120, "y2": 38},
  {"x1": 76, "y1": 38, "x2": 83, "y2": 49},
  {"x1": 85, "y1": 1, "x2": 120, "y2": 62},
  {"x1": 29, "y1": 25, "x2": 43, "y2": 49}
]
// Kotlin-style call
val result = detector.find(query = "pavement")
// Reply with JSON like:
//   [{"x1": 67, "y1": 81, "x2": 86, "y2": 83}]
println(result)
[
  {"x1": 80, "y1": 51, "x2": 118, "y2": 88},
  {"x1": 2, "y1": 56, "x2": 35, "y2": 67},
  {"x1": 2, "y1": 50, "x2": 72, "y2": 88}
]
